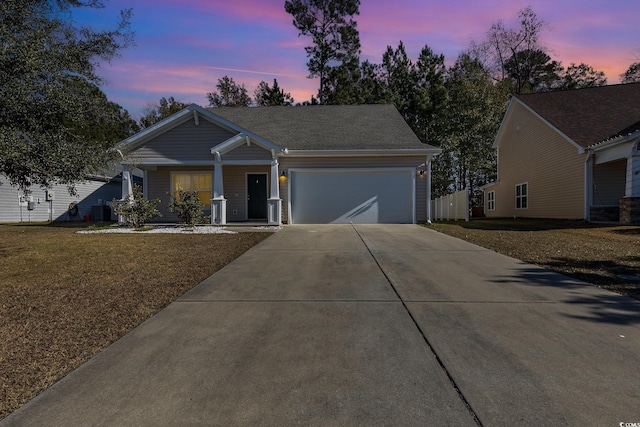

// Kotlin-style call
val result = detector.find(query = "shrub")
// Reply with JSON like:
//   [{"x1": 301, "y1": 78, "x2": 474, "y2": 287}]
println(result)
[
  {"x1": 112, "y1": 184, "x2": 162, "y2": 228},
  {"x1": 168, "y1": 190, "x2": 207, "y2": 226}
]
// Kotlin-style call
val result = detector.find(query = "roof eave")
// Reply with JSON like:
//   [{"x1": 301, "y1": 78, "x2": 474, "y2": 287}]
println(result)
[
  {"x1": 115, "y1": 106, "x2": 197, "y2": 154},
  {"x1": 588, "y1": 129, "x2": 640, "y2": 151},
  {"x1": 117, "y1": 104, "x2": 287, "y2": 155},
  {"x1": 282, "y1": 148, "x2": 442, "y2": 157},
  {"x1": 492, "y1": 97, "x2": 513, "y2": 149},
  {"x1": 211, "y1": 132, "x2": 285, "y2": 157}
]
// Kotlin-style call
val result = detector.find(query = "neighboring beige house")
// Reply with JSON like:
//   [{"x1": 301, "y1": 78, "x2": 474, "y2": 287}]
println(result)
[
  {"x1": 483, "y1": 83, "x2": 640, "y2": 224},
  {"x1": 117, "y1": 104, "x2": 440, "y2": 224}
]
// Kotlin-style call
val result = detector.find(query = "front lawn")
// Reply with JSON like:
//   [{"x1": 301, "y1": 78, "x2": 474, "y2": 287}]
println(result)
[
  {"x1": 0, "y1": 224, "x2": 270, "y2": 419},
  {"x1": 428, "y1": 219, "x2": 640, "y2": 300}
]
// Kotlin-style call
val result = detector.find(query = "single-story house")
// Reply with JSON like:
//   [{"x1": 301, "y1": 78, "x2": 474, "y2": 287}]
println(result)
[
  {"x1": 116, "y1": 104, "x2": 440, "y2": 224},
  {"x1": 0, "y1": 172, "x2": 136, "y2": 223},
  {"x1": 483, "y1": 83, "x2": 640, "y2": 224}
]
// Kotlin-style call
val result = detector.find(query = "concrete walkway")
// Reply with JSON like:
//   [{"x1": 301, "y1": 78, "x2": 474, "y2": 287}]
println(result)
[{"x1": 3, "y1": 224, "x2": 640, "y2": 426}]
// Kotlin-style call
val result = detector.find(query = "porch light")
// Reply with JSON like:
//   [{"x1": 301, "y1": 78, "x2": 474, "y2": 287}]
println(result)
[
  {"x1": 419, "y1": 169, "x2": 424, "y2": 176},
  {"x1": 281, "y1": 170, "x2": 287, "y2": 177}
]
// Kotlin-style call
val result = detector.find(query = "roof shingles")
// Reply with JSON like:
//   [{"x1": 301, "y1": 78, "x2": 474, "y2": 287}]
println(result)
[
  {"x1": 209, "y1": 104, "x2": 434, "y2": 151},
  {"x1": 515, "y1": 83, "x2": 640, "y2": 148}
]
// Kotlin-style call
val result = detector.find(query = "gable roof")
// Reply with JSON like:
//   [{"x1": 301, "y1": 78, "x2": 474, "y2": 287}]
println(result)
[
  {"x1": 208, "y1": 104, "x2": 436, "y2": 151},
  {"x1": 116, "y1": 104, "x2": 280, "y2": 154},
  {"x1": 514, "y1": 83, "x2": 640, "y2": 148}
]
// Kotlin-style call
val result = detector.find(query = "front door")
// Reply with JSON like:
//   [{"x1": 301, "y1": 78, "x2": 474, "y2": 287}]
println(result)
[{"x1": 247, "y1": 173, "x2": 268, "y2": 219}]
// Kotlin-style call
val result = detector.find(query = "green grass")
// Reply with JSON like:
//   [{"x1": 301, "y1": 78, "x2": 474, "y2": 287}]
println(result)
[
  {"x1": 428, "y1": 218, "x2": 640, "y2": 300},
  {"x1": 0, "y1": 224, "x2": 270, "y2": 419}
]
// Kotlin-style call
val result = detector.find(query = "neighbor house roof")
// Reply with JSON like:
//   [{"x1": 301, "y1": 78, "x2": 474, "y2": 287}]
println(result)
[
  {"x1": 209, "y1": 104, "x2": 435, "y2": 151},
  {"x1": 514, "y1": 82, "x2": 640, "y2": 148}
]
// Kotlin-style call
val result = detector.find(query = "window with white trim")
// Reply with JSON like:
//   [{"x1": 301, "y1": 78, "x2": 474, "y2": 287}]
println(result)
[
  {"x1": 487, "y1": 191, "x2": 495, "y2": 211},
  {"x1": 171, "y1": 172, "x2": 212, "y2": 206},
  {"x1": 515, "y1": 182, "x2": 528, "y2": 209}
]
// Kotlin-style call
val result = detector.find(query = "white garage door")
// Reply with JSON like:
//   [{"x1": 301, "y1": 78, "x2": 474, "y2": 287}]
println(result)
[{"x1": 289, "y1": 168, "x2": 415, "y2": 224}]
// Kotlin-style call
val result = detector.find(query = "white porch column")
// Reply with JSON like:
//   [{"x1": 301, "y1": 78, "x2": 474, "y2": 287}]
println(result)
[
  {"x1": 213, "y1": 161, "x2": 224, "y2": 199},
  {"x1": 119, "y1": 164, "x2": 134, "y2": 223},
  {"x1": 270, "y1": 160, "x2": 280, "y2": 199},
  {"x1": 211, "y1": 160, "x2": 227, "y2": 225},
  {"x1": 625, "y1": 149, "x2": 640, "y2": 197},
  {"x1": 426, "y1": 157, "x2": 432, "y2": 224},
  {"x1": 267, "y1": 159, "x2": 282, "y2": 225},
  {"x1": 122, "y1": 164, "x2": 133, "y2": 200}
]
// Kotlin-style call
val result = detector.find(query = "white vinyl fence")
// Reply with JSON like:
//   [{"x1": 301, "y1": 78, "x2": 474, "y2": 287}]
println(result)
[{"x1": 431, "y1": 189, "x2": 469, "y2": 221}]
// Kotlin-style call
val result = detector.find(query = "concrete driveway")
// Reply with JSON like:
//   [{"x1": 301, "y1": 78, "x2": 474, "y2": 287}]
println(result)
[{"x1": 3, "y1": 224, "x2": 640, "y2": 426}]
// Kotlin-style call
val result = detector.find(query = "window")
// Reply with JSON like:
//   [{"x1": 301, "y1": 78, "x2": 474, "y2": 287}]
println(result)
[
  {"x1": 515, "y1": 182, "x2": 528, "y2": 209},
  {"x1": 172, "y1": 172, "x2": 212, "y2": 206},
  {"x1": 487, "y1": 191, "x2": 495, "y2": 211}
]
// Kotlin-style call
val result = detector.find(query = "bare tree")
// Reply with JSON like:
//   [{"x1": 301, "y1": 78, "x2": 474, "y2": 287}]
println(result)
[{"x1": 470, "y1": 6, "x2": 551, "y2": 93}]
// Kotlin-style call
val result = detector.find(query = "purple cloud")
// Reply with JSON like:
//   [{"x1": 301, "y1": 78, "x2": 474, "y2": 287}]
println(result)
[{"x1": 81, "y1": 0, "x2": 639, "y2": 116}]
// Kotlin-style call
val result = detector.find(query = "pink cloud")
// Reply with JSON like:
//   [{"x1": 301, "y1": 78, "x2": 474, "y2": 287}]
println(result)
[
  {"x1": 93, "y1": 0, "x2": 640, "y2": 114},
  {"x1": 99, "y1": 58, "x2": 317, "y2": 117}
]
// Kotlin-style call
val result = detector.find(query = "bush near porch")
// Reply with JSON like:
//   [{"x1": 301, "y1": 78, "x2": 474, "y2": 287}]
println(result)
[{"x1": 428, "y1": 219, "x2": 640, "y2": 300}]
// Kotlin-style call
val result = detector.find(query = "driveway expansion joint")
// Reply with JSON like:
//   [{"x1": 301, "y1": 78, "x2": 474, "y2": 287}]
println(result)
[
  {"x1": 176, "y1": 299, "x2": 402, "y2": 303},
  {"x1": 405, "y1": 300, "x2": 568, "y2": 304},
  {"x1": 351, "y1": 224, "x2": 484, "y2": 426}
]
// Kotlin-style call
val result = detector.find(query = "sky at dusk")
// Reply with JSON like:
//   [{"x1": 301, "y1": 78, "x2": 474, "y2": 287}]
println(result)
[{"x1": 77, "y1": 0, "x2": 640, "y2": 117}]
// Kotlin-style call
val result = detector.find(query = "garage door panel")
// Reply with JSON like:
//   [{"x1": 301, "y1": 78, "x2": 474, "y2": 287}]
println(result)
[{"x1": 290, "y1": 169, "x2": 414, "y2": 224}]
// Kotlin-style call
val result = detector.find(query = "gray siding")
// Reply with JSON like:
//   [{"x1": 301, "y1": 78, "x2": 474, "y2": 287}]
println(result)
[
  {"x1": 0, "y1": 175, "x2": 120, "y2": 223},
  {"x1": 593, "y1": 159, "x2": 626, "y2": 205},
  {"x1": 221, "y1": 143, "x2": 272, "y2": 161},
  {"x1": 144, "y1": 155, "x2": 427, "y2": 224},
  {"x1": 146, "y1": 165, "x2": 270, "y2": 222},
  {"x1": 224, "y1": 165, "x2": 270, "y2": 221},
  {"x1": 146, "y1": 166, "x2": 212, "y2": 222},
  {"x1": 134, "y1": 119, "x2": 235, "y2": 163}
]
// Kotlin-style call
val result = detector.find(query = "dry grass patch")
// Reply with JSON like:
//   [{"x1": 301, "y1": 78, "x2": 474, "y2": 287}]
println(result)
[
  {"x1": 0, "y1": 224, "x2": 270, "y2": 419},
  {"x1": 428, "y1": 219, "x2": 640, "y2": 300}
]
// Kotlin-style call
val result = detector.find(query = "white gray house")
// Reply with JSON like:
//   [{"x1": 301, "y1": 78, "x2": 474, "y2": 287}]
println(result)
[
  {"x1": 0, "y1": 173, "x2": 126, "y2": 223},
  {"x1": 116, "y1": 104, "x2": 440, "y2": 224}
]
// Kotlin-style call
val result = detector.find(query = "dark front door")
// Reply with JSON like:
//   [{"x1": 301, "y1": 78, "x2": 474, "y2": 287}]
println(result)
[{"x1": 247, "y1": 174, "x2": 268, "y2": 219}]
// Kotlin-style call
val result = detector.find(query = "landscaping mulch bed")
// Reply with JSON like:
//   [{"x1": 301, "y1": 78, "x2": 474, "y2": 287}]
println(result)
[
  {"x1": 0, "y1": 224, "x2": 270, "y2": 419},
  {"x1": 428, "y1": 219, "x2": 640, "y2": 300}
]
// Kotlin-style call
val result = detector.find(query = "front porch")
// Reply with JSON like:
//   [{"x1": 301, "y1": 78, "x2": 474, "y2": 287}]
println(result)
[
  {"x1": 121, "y1": 162, "x2": 283, "y2": 226},
  {"x1": 586, "y1": 136, "x2": 640, "y2": 224},
  {"x1": 210, "y1": 159, "x2": 283, "y2": 226}
]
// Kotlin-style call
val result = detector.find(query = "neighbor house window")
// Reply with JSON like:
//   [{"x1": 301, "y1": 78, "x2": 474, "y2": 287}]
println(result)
[
  {"x1": 515, "y1": 182, "x2": 528, "y2": 209},
  {"x1": 172, "y1": 172, "x2": 212, "y2": 206},
  {"x1": 487, "y1": 191, "x2": 495, "y2": 211}
]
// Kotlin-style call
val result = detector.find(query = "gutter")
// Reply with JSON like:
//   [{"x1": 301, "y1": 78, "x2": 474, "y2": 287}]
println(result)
[
  {"x1": 587, "y1": 130, "x2": 640, "y2": 152},
  {"x1": 282, "y1": 149, "x2": 442, "y2": 157}
]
